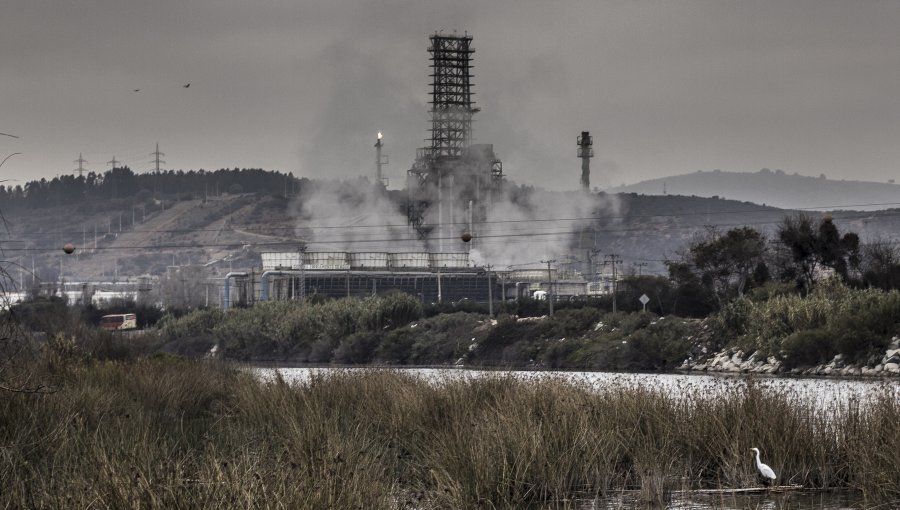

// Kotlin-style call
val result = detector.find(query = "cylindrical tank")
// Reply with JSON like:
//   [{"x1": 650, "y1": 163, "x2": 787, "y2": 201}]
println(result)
[
  {"x1": 507, "y1": 269, "x2": 557, "y2": 282},
  {"x1": 554, "y1": 281, "x2": 587, "y2": 297}
]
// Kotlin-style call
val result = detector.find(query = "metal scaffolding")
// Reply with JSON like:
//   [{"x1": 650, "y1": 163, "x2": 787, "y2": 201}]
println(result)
[{"x1": 407, "y1": 33, "x2": 504, "y2": 248}]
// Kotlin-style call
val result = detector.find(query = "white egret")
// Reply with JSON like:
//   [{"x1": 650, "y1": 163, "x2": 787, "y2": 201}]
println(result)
[{"x1": 750, "y1": 447, "x2": 777, "y2": 485}]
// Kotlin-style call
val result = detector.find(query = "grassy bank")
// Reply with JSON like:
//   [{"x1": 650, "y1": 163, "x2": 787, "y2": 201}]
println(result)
[
  {"x1": 2, "y1": 351, "x2": 899, "y2": 508},
  {"x1": 715, "y1": 279, "x2": 900, "y2": 368}
]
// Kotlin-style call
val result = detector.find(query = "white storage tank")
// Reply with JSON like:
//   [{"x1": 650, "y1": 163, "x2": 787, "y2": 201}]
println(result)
[
  {"x1": 302, "y1": 252, "x2": 350, "y2": 270},
  {"x1": 554, "y1": 281, "x2": 587, "y2": 297},
  {"x1": 508, "y1": 269, "x2": 556, "y2": 282},
  {"x1": 390, "y1": 252, "x2": 430, "y2": 269},
  {"x1": 349, "y1": 252, "x2": 390, "y2": 269},
  {"x1": 262, "y1": 252, "x2": 301, "y2": 270}
]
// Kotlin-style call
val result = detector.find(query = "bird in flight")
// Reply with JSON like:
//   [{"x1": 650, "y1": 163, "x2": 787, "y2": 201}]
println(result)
[
  {"x1": 183, "y1": 83, "x2": 191, "y2": 88},
  {"x1": 133, "y1": 89, "x2": 140, "y2": 92}
]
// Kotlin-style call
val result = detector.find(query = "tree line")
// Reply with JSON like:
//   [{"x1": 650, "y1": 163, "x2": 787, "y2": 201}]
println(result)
[
  {"x1": 623, "y1": 213, "x2": 899, "y2": 316},
  {"x1": 0, "y1": 167, "x2": 306, "y2": 210}
]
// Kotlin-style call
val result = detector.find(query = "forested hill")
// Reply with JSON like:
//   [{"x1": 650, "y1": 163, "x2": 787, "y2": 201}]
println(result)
[
  {"x1": 0, "y1": 167, "x2": 304, "y2": 211},
  {"x1": 607, "y1": 169, "x2": 900, "y2": 211},
  {"x1": 5, "y1": 165, "x2": 900, "y2": 281}
]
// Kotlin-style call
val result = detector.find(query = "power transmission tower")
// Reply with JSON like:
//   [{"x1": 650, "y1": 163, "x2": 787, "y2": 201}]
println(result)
[
  {"x1": 73, "y1": 153, "x2": 87, "y2": 177},
  {"x1": 107, "y1": 156, "x2": 119, "y2": 199},
  {"x1": 151, "y1": 142, "x2": 165, "y2": 173},
  {"x1": 635, "y1": 262, "x2": 648, "y2": 276}
]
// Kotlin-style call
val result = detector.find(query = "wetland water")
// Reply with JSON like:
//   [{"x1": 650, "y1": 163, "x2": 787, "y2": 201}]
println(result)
[
  {"x1": 256, "y1": 368, "x2": 896, "y2": 509},
  {"x1": 584, "y1": 490, "x2": 863, "y2": 509},
  {"x1": 259, "y1": 367, "x2": 899, "y2": 410}
]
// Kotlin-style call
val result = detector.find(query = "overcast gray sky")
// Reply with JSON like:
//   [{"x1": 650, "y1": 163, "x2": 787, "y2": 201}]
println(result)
[{"x1": 2, "y1": 0, "x2": 899, "y2": 191}]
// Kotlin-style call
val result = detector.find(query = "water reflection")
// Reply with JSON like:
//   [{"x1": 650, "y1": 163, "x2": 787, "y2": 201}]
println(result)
[
  {"x1": 572, "y1": 490, "x2": 861, "y2": 509},
  {"x1": 260, "y1": 367, "x2": 899, "y2": 410}
]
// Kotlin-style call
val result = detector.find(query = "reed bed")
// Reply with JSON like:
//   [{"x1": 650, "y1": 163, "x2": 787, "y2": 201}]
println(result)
[{"x1": 2, "y1": 356, "x2": 898, "y2": 509}]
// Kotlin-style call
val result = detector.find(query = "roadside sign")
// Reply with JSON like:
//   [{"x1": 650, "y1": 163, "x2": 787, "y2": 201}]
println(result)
[{"x1": 639, "y1": 293, "x2": 650, "y2": 311}]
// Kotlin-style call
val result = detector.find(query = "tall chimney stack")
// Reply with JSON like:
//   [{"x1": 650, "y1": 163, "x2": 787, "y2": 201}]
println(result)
[
  {"x1": 577, "y1": 131, "x2": 593, "y2": 191},
  {"x1": 375, "y1": 132, "x2": 385, "y2": 185}
]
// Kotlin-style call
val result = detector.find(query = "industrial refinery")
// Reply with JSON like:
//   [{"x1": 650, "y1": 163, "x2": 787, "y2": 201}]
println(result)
[{"x1": 220, "y1": 32, "x2": 606, "y2": 309}]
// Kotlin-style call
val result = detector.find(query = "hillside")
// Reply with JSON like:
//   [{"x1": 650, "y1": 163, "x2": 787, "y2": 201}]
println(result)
[
  {"x1": 7, "y1": 186, "x2": 900, "y2": 284},
  {"x1": 607, "y1": 169, "x2": 900, "y2": 211}
]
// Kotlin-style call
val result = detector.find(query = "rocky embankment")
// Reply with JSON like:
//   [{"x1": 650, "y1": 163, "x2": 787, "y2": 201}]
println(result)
[{"x1": 681, "y1": 337, "x2": 900, "y2": 377}]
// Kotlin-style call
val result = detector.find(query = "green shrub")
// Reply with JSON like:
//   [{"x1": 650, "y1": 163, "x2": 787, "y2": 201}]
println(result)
[
  {"x1": 717, "y1": 279, "x2": 900, "y2": 365},
  {"x1": 157, "y1": 308, "x2": 224, "y2": 340},
  {"x1": 332, "y1": 332, "x2": 380, "y2": 364},
  {"x1": 781, "y1": 329, "x2": 835, "y2": 369}
]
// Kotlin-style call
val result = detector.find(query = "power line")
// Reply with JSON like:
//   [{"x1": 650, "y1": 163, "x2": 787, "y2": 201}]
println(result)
[
  {"x1": 9, "y1": 231, "x2": 900, "y2": 256},
  {"x1": 6, "y1": 206, "x2": 900, "y2": 246}
]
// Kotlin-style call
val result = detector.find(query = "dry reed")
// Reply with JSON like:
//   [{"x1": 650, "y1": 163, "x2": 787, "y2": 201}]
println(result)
[{"x1": 1, "y1": 356, "x2": 898, "y2": 509}]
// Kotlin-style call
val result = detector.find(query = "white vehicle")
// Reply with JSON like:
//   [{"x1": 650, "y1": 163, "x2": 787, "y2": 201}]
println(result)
[
  {"x1": 532, "y1": 290, "x2": 548, "y2": 300},
  {"x1": 100, "y1": 313, "x2": 138, "y2": 331}
]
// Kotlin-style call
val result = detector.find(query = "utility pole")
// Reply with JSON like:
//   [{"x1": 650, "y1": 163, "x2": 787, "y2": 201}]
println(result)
[
  {"x1": 603, "y1": 254, "x2": 622, "y2": 313},
  {"x1": 73, "y1": 153, "x2": 88, "y2": 177},
  {"x1": 485, "y1": 264, "x2": 494, "y2": 319},
  {"x1": 635, "y1": 262, "x2": 648, "y2": 276},
  {"x1": 541, "y1": 259, "x2": 556, "y2": 316}
]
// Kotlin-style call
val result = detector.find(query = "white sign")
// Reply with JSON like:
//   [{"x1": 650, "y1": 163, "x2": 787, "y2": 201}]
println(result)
[{"x1": 639, "y1": 293, "x2": 650, "y2": 311}]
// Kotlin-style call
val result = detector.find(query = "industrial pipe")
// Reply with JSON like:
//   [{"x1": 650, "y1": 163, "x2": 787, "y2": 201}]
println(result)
[
  {"x1": 259, "y1": 270, "x2": 305, "y2": 301},
  {"x1": 223, "y1": 272, "x2": 248, "y2": 310}
]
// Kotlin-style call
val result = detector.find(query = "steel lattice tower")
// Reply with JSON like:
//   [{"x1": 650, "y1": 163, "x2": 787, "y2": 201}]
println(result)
[
  {"x1": 428, "y1": 34, "x2": 477, "y2": 158},
  {"x1": 407, "y1": 33, "x2": 503, "y2": 248}
]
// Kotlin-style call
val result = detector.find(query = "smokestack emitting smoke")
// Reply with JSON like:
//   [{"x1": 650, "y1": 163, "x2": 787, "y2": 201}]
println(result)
[{"x1": 289, "y1": 33, "x2": 620, "y2": 268}]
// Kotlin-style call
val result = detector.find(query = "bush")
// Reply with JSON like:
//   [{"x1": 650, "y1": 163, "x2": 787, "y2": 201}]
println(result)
[
  {"x1": 157, "y1": 308, "x2": 224, "y2": 340},
  {"x1": 781, "y1": 329, "x2": 835, "y2": 369},
  {"x1": 717, "y1": 279, "x2": 900, "y2": 366}
]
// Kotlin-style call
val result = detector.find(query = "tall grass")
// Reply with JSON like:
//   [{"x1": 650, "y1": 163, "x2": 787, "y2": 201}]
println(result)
[{"x1": 2, "y1": 354, "x2": 898, "y2": 508}]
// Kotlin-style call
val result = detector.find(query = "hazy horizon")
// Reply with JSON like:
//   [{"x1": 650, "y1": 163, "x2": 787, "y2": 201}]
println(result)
[{"x1": 3, "y1": 1, "x2": 900, "y2": 192}]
